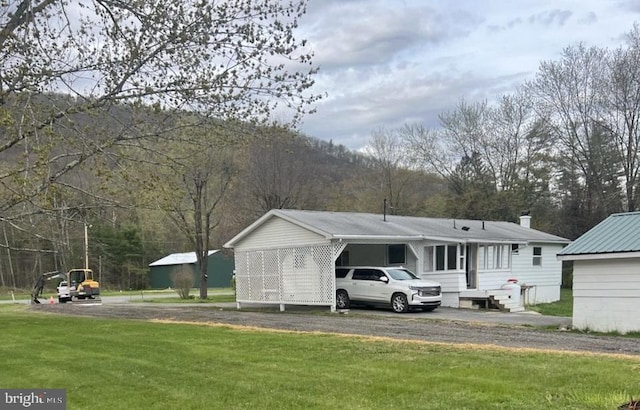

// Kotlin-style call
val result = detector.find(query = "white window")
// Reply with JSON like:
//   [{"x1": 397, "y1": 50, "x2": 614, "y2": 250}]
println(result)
[
  {"x1": 478, "y1": 244, "x2": 511, "y2": 270},
  {"x1": 478, "y1": 245, "x2": 486, "y2": 270},
  {"x1": 533, "y1": 247, "x2": 542, "y2": 266},
  {"x1": 424, "y1": 247, "x2": 434, "y2": 272},
  {"x1": 424, "y1": 244, "x2": 458, "y2": 272}
]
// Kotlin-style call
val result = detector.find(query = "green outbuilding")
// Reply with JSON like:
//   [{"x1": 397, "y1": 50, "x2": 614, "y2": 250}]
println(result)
[{"x1": 148, "y1": 250, "x2": 234, "y2": 289}]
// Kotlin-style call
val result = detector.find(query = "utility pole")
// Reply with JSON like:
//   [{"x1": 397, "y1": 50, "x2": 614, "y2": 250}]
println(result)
[{"x1": 84, "y1": 223, "x2": 89, "y2": 270}]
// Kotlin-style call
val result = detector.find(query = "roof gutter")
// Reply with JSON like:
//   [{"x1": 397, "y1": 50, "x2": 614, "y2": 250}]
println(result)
[
  {"x1": 557, "y1": 250, "x2": 640, "y2": 261},
  {"x1": 332, "y1": 235, "x2": 424, "y2": 241}
]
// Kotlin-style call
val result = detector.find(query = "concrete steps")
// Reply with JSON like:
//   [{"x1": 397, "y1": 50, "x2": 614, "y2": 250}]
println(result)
[
  {"x1": 489, "y1": 290, "x2": 525, "y2": 312},
  {"x1": 459, "y1": 289, "x2": 525, "y2": 312}
]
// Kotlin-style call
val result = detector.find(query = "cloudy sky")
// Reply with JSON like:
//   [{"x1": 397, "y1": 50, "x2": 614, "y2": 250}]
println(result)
[{"x1": 293, "y1": 0, "x2": 640, "y2": 150}]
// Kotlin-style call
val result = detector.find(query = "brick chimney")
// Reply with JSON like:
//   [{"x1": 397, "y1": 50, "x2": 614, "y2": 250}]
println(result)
[{"x1": 519, "y1": 211, "x2": 531, "y2": 229}]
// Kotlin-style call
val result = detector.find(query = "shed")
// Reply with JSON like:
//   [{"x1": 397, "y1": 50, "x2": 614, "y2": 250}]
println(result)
[
  {"x1": 224, "y1": 209, "x2": 569, "y2": 311},
  {"x1": 557, "y1": 211, "x2": 640, "y2": 334},
  {"x1": 148, "y1": 250, "x2": 235, "y2": 289}
]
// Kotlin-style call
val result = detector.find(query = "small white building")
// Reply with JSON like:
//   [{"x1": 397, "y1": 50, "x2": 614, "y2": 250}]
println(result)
[
  {"x1": 558, "y1": 211, "x2": 640, "y2": 334},
  {"x1": 224, "y1": 209, "x2": 569, "y2": 311}
]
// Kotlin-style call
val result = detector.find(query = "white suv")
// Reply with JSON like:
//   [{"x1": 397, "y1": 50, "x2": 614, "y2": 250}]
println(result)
[{"x1": 335, "y1": 266, "x2": 442, "y2": 313}]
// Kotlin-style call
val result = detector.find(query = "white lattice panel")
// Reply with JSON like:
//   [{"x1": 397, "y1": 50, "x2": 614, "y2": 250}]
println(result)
[{"x1": 234, "y1": 244, "x2": 335, "y2": 307}]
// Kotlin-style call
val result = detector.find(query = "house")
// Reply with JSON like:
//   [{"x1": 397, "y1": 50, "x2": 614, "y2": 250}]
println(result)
[
  {"x1": 557, "y1": 211, "x2": 640, "y2": 334},
  {"x1": 223, "y1": 209, "x2": 569, "y2": 311},
  {"x1": 148, "y1": 250, "x2": 235, "y2": 289}
]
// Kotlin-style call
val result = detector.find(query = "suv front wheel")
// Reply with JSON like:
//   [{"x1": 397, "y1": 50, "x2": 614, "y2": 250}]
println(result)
[
  {"x1": 336, "y1": 290, "x2": 351, "y2": 309},
  {"x1": 391, "y1": 293, "x2": 409, "y2": 313}
]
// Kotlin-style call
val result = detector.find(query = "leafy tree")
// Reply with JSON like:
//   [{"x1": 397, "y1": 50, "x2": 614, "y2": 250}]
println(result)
[
  {"x1": 128, "y1": 120, "x2": 236, "y2": 299},
  {"x1": 0, "y1": 0, "x2": 319, "y2": 246},
  {"x1": 361, "y1": 128, "x2": 415, "y2": 214},
  {"x1": 91, "y1": 222, "x2": 145, "y2": 289},
  {"x1": 241, "y1": 127, "x2": 321, "y2": 213},
  {"x1": 528, "y1": 44, "x2": 621, "y2": 226},
  {"x1": 599, "y1": 24, "x2": 640, "y2": 211}
]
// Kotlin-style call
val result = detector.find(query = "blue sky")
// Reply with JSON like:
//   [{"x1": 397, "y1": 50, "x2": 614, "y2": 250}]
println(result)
[{"x1": 294, "y1": 0, "x2": 640, "y2": 150}]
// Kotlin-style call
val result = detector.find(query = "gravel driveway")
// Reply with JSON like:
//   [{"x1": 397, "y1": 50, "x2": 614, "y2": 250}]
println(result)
[{"x1": 32, "y1": 303, "x2": 640, "y2": 357}]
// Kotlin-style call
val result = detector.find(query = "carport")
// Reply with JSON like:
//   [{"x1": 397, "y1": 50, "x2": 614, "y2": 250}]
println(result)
[{"x1": 223, "y1": 209, "x2": 420, "y2": 311}]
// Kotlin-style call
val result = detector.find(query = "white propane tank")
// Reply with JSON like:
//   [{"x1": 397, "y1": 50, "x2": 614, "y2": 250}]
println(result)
[{"x1": 501, "y1": 278, "x2": 521, "y2": 306}]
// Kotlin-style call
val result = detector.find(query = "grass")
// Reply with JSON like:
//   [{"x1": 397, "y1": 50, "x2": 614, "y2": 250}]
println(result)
[
  {"x1": 527, "y1": 288, "x2": 573, "y2": 317},
  {"x1": 140, "y1": 293, "x2": 236, "y2": 303},
  {"x1": 1, "y1": 305, "x2": 639, "y2": 409},
  {"x1": 0, "y1": 287, "x2": 234, "y2": 301}
]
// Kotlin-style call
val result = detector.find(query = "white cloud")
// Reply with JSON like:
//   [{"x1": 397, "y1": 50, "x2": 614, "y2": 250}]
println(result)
[{"x1": 295, "y1": 0, "x2": 640, "y2": 150}]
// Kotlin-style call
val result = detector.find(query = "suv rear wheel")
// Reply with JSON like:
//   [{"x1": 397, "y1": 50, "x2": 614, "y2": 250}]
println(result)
[
  {"x1": 336, "y1": 290, "x2": 351, "y2": 309},
  {"x1": 391, "y1": 293, "x2": 409, "y2": 313}
]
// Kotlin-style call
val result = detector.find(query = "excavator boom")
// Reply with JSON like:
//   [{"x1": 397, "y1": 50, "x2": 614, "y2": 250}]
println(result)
[{"x1": 31, "y1": 271, "x2": 65, "y2": 304}]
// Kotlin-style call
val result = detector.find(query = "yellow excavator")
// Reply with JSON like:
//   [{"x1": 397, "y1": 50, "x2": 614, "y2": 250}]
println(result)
[
  {"x1": 31, "y1": 224, "x2": 100, "y2": 304},
  {"x1": 31, "y1": 268, "x2": 100, "y2": 304}
]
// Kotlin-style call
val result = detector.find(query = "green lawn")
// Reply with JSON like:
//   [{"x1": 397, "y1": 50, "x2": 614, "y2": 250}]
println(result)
[
  {"x1": 528, "y1": 288, "x2": 573, "y2": 317},
  {"x1": 0, "y1": 287, "x2": 234, "y2": 301},
  {"x1": 1, "y1": 305, "x2": 639, "y2": 409},
  {"x1": 139, "y1": 293, "x2": 236, "y2": 303}
]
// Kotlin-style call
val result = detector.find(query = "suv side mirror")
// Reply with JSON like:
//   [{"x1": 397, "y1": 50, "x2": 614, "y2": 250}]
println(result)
[{"x1": 379, "y1": 276, "x2": 389, "y2": 283}]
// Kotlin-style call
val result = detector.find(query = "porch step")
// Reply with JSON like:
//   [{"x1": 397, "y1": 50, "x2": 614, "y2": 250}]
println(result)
[
  {"x1": 460, "y1": 289, "x2": 524, "y2": 312},
  {"x1": 489, "y1": 291, "x2": 524, "y2": 312}
]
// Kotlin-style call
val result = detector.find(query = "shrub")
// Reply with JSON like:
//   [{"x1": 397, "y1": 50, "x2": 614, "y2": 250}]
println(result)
[{"x1": 171, "y1": 265, "x2": 194, "y2": 299}]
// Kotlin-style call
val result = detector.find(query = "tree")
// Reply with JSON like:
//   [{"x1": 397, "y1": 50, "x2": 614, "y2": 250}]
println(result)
[
  {"x1": 599, "y1": 24, "x2": 640, "y2": 211},
  {"x1": 361, "y1": 128, "x2": 415, "y2": 214},
  {"x1": 0, "y1": 1, "x2": 319, "y2": 254},
  {"x1": 242, "y1": 127, "x2": 319, "y2": 213},
  {"x1": 403, "y1": 92, "x2": 553, "y2": 221},
  {"x1": 528, "y1": 44, "x2": 625, "y2": 234},
  {"x1": 130, "y1": 120, "x2": 236, "y2": 299}
]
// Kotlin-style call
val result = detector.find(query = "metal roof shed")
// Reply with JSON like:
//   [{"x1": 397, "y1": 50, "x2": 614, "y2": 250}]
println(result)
[
  {"x1": 148, "y1": 250, "x2": 234, "y2": 289},
  {"x1": 558, "y1": 212, "x2": 640, "y2": 334}
]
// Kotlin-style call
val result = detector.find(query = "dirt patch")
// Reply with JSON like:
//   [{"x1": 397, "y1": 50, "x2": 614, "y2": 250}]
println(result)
[{"x1": 32, "y1": 303, "x2": 640, "y2": 358}]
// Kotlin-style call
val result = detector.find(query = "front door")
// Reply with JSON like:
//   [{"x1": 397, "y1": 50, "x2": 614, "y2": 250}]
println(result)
[{"x1": 466, "y1": 244, "x2": 477, "y2": 289}]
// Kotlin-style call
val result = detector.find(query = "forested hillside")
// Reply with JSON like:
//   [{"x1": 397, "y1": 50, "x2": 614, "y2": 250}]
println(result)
[{"x1": 0, "y1": 102, "x2": 447, "y2": 290}]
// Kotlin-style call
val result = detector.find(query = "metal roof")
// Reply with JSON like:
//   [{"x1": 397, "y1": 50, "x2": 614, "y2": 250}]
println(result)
[
  {"x1": 224, "y1": 209, "x2": 569, "y2": 247},
  {"x1": 148, "y1": 250, "x2": 219, "y2": 267},
  {"x1": 558, "y1": 212, "x2": 640, "y2": 256}
]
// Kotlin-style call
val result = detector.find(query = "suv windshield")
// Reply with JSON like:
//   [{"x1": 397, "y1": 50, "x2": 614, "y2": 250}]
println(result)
[{"x1": 386, "y1": 268, "x2": 418, "y2": 281}]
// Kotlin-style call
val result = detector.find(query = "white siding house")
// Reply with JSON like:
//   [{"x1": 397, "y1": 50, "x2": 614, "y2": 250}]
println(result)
[
  {"x1": 225, "y1": 209, "x2": 570, "y2": 311},
  {"x1": 558, "y1": 212, "x2": 640, "y2": 334}
]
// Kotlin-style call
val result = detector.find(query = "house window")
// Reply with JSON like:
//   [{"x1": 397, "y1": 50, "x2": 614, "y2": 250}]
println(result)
[
  {"x1": 424, "y1": 244, "x2": 458, "y2": 272},
  {"x1": 478, "y1": 244, "x2": 511, "y2": 270},
  {"x1": 424, "y1": 247, "x2": 434, "y2": 272},
  {"x1": 435, "y1": 245, "x2": 446, "y2": 270},
  {"x1": 388, "y1": 244, "x2": 406, "y2": 264},
  {"x1": 511, "y1": 244, "x2": 519, "y2": 254},
  {"x1": 486, "y1": 246, "x2": 495, "y2": 269},
  {"x1": 478, "y1": 245, "x2": 486, "y2": 270},
  {"x1": 533, "y1": 247, "x2": 542, "y2": 266},
  {"x1": 447, "y1": 245, "x2": 457, "y2": 270}
]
